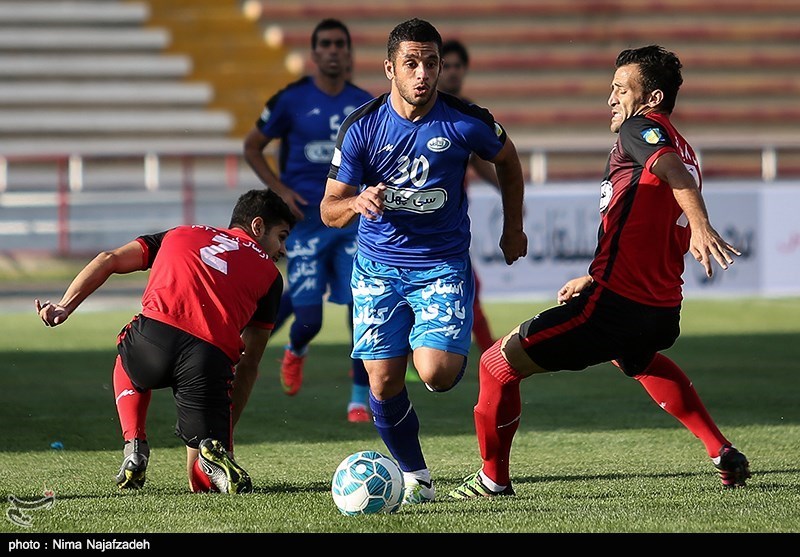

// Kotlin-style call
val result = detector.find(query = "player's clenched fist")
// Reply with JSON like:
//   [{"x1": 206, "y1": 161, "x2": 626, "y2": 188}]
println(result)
[
  {"x1": 35, "y1": 299, "x2": 70, "y2": 327},
  {"x1": 353, "y1": 184, "x2": 387, "y2": 220}
]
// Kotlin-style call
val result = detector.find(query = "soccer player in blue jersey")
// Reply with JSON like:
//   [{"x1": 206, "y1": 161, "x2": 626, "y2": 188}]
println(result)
[
  {"x1": 320, "y1": 18, "x2": 528, "y2": 504},
  {"x1": 243, "y1": 19, "x2": 374, "y2": 422}
]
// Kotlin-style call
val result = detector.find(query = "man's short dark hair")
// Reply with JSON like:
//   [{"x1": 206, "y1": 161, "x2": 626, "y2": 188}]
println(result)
[
  {"x1": 442, "y1": 39, "x2": 469, "y2": 67},
  {"x1": 229, "y1": 189, "x2": 296, "y2": 231},
  {"x1": 616, "y1": 44, "x2": 683, "y2": 114},
  {"x1": 387, "y1": 18, "x2": 442, "y2": 62},
  {"x1": 312, "y1": 18, "x2": 352, "y2": 50}
]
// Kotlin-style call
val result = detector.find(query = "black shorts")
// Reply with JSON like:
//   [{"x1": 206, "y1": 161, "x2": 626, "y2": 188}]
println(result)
[
  {"x1": 518, "y1": 281, "x2": 680, "y2": 376},
  {"x1": 117, "y1": 315, "x2": 235, "y2": 449}
]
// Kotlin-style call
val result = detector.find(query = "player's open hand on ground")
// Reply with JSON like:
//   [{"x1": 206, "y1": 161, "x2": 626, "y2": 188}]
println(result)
[
  {"x1": 689, "y1": 225, "x2": 741, "y2": 277},
  {"x1": 499, "y1": 229, "x2": 528, "y2": 265},
  {"x1": 35, "y1": 299, "x2": 70, "y2": 327},
  {"x1": 353, "y1": 184, "x2": 386, "y2": 220}
]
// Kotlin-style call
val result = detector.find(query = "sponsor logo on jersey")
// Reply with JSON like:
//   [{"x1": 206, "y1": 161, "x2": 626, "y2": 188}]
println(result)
[
  {"x1": 378, "y1": 143, "x2": 395, "y2": 154},
  {"x1": 259, "y1": 107, "x2": 271, "y2": 122},
  {"x1": 304, "y1": 141, "x2": 335, "y2": 163},
  {"x1": 306, "y1": 107, "x2": 321, "y2": 116},
  {"x1": 599, "y1": 180, "x2": 613, "y2": 212},
  {"x1": 494, "y1": 123, "x2": 504, "y2": 137},
  {"x1": 383, "y1": 185, "x2": 447, "y2": 213},
  {"x1": 641, "y1": 127, "x2": 665, "y2": 144},
  {"x1": 426, "y1": 137, "x2": 451, "y2": 153}
]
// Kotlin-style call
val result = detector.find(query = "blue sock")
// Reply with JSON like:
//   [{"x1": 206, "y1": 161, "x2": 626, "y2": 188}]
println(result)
[
  {"x1": 350, "y1": 383, "x2": 369, "y2": 407},
  {"x1": 273, "y1": 291, "x2": 293, "y2": 333},
  {"x1": 369, "y1": 388, "x2": 425, "y2": 473},
  {"x1": 288, "y1": 304, "x2": 323, "y2": 353},
  {"x1": 348, "y1": 304, "x2": 370, "y2": 405}
]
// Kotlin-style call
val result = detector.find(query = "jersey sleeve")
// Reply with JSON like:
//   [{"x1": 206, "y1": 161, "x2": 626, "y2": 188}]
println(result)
[
  {"x1": 463, "y1": 106, "x2": 508, "y2": 162},
  {"x1": 249, "y1": 273, "x2": 284, "y2": 330},
  {"x1": 438, "y1": 93, "x2": 508, "y2": 162},
  {"x1": 619, "y1": 116, "x2": 675, "y2": 170},
  {"x1": 255, "y1": 88, "x2": 292, "y2": 139},
  {"x1": 135, "y1": 230, "x2": 169, "y2": 269},
  {"x1": 328, "y1": 112, "x2": 366, "y2": 187}
]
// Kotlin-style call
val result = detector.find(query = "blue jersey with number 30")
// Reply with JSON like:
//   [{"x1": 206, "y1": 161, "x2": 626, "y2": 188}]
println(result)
[{"x1": 329, "y1": 92, "x2": 507, "y2": 267}]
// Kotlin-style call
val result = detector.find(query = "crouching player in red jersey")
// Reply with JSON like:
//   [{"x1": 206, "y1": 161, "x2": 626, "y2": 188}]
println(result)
[
  {"x1": 449, "y1": 45, "x2": 751, "y2": 499},
  {"x1": 35, "y1": 189, "x2": 296, "y2": 493}
]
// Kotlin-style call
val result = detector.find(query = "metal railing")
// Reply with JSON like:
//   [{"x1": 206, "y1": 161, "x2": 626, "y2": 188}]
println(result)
[
  {"x1": 1, "y1": 139, "x2": 799, "y2": 255},
  {"x1": 3, "y1": 137, "x2": 799, "y2": 191}
]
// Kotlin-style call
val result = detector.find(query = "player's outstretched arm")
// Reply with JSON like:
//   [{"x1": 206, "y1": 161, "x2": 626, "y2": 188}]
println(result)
[
  {"x1": 652, "y1": 153, "x2": 741, "y2": 277},
  {"x1": 34, "y1": 240, "x2": 145, "y2": 327}
]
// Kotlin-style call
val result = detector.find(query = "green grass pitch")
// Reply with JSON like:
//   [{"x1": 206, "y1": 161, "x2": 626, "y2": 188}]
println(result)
[{"x1": 1, "y1": 297, "x2": 799, "y2": 534}]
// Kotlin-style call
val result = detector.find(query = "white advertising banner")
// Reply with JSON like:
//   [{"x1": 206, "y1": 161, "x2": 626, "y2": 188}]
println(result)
[
  {"x1": 761, "y1": 186, "x2": 800, "y2": 295},
  {"x1": 468, "y1": 183, "x2": 800, "y2": 299},
  {"x1": 679, "y1": 187, "x2": 760, "y2": 296}
]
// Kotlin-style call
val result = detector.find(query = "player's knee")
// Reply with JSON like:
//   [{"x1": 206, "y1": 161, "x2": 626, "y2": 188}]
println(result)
[
  {"x1": 421, "y1": 358, "x2": 467, "y2": 393},
  {"x1": 498, "y1": 332, "x2": 538, "y2": 377},
  {"x1": 615, "y1": 355, "x2": 654, "y2": 377}
]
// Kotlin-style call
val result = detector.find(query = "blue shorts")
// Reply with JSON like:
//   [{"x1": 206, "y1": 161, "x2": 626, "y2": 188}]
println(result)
[
  {"x1": 285, "y1": 217, "x2": 357, "y2": 307},
  {"x1": 351, "y1": 253, "x2": 475, "y2": 360}
]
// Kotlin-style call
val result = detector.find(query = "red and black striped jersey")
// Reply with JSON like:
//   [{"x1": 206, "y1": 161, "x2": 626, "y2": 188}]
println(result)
[
  {"x1": 134, "y1": 225, "x2": 283, "y2": 362},
  {"x1": 590, "y1": 112, "x2": 700, "y2": 306}
]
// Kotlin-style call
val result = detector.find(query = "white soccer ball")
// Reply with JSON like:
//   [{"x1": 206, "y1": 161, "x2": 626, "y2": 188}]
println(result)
[{"x1": 331, "y1": 450, "x2": 405, "y2": 515}]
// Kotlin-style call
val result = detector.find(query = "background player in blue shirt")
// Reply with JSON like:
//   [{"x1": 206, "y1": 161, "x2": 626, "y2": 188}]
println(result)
[
  {"x1": 321, "y1": 18, "x2": 527, "y2": 504},
  {"x1": 243, "y1": 19, "x2": 374, "y2": 422}
]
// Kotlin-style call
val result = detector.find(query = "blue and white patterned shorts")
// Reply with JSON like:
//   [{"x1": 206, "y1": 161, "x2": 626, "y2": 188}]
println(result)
[
  {"x1": 350, "y1": 253, "x2": 475, "y2": 360},
  {"x1": 285, "y1": 218, "x2": 357, "y2": 307}
]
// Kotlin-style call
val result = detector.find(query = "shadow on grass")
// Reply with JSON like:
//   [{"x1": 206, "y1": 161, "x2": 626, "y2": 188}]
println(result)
[
  {"x1": 252, "y1": 481, "x2": 331, "y2": 495},
  {"x1": 507, "y1": 468, "x2": 797, "y2": 488},
  {"x1": 2, "y1": 332, "x2": 798, "y2": 452},
  {"x1": 44, "y1": 468, "x2": 794, "y2": 505}
]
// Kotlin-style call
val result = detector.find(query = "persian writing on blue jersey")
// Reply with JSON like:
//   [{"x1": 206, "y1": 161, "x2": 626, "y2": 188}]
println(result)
[{"x1": 383, "y1": 185, "x2": 447, "y2": 213}]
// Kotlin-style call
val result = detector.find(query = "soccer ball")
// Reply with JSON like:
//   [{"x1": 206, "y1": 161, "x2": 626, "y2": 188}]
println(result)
[{"x1": 331, "y1": 450, "x2": 405, "y2": 515}]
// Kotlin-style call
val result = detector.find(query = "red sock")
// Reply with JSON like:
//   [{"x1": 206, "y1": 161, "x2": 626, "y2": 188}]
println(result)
[
  {"x1": 471, "y1": 273, "x2": 494, "y2": 352},
  {"x1": 112, "y1": 355, "x2": 151, "y2": 442},
  {"x1": 472, "y1": 301, "x2": 495, "y2": 353},
  {"x1": 474, "y1": 339, "x2": 522, "y2": 486},
  {"x1": 634, "y1": 353, "x2": 729, "y2": 457},
  {"x1": 190, "y1": 458, "x2": 217, "y2": 493}
]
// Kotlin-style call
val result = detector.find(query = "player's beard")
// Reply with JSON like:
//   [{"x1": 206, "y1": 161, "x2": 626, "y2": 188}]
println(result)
[{"x1": 397, "y1": 79, "x2": 436, "y2": 108}]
